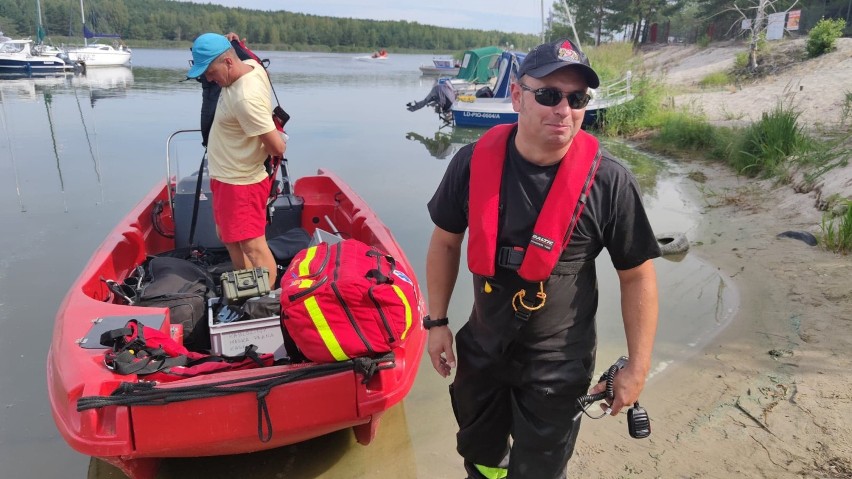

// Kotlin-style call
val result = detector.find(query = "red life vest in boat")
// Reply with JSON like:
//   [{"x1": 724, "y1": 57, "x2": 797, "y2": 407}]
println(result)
[{"x1": 467, "y1": 124, "x2": 602, "y2": 282}]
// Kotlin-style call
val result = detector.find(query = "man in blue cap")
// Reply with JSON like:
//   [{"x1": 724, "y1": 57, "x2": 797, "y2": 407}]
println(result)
[
  {"x1": 187, "y1": 33, "x2": 285, "y2": 287},
  {"x1": 424, "y1": 38, "x2": 660, "y2": 478}
]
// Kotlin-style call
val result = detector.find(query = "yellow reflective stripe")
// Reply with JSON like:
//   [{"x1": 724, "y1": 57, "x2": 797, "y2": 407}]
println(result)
[
  {"x1": 391, "y1": 285, "x2": 413, "y2": 340},
  {"x1": 297, "y1": 246, "x2": 317, "y2": 277},
  {"x1": 304, "y1": 296, "x2": 349, "y2": 361},
  {"x1": 298, "y1": 279, "x2": 314, "y2": 288},
  {"x1": 474, "y1": 464, "x2": 507, "y2": 479}
]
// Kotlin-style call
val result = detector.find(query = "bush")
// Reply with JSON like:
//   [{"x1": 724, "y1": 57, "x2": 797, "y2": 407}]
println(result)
[
  {"x1": 806, "y1": 18, "x2": 846, "y2": 58},
  {"x1": 729, "y1": 103, "x2": 806, "y2": 177}
]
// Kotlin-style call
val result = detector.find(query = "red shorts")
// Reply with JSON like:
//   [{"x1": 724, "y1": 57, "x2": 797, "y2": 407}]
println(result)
[{"x1": 210, "y1": 178, "x2": 271, "y2": 243}]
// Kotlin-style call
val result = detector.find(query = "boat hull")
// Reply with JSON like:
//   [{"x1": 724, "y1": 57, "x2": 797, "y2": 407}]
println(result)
[
  {"x1": 452, "y1": 98, "x2": 518, "y2": 128},
  {"x1": 66, "y1": 48, "x2": 131, "y2": 66},
  {"x1": 450, "y1": 95, "x2": 634, "y2": 128},
  {"x1": 0, "y1": 58, "x2": 71, "y2": 74},
  {"x1": 47, "y1": 170, "x2": 426, "y2": 479},
  {"x1": 419, "y1": 66, "x2": 460, "y2": 76}
]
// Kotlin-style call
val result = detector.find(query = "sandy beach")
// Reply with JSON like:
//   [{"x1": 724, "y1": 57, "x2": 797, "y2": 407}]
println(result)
[{"x1": 568, "y1": 38, "x2": 852, "y2": 478}]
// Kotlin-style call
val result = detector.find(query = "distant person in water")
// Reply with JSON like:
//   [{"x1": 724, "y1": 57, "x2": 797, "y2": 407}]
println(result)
[{"x1": 187, "y1": 32, "x2": 285, "y2": 287}]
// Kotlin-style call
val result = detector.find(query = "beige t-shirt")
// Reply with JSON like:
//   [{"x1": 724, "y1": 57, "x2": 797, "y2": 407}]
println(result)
[{"x1": 207, "y1": 59, "x2": 276, "y2": 185}]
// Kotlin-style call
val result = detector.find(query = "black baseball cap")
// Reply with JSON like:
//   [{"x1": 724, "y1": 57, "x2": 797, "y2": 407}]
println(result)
[{"x1": 518, "y1": 38, "x2": 600, "y2": 89}]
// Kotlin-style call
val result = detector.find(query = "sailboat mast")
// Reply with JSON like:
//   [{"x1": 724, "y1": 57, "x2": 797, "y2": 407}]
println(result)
[
  {"x1": 562, "y1": 0, "x2": 582, "y2": 49},
  {"x1": 36, "y1": 0, "x2": 44, "y2": 44},
  {"x1": 80, "y1": 0, "x2": 87, "y2": 46},
  {"x1": 541, "y1": 0, "x2": 545, "y2": 44}
]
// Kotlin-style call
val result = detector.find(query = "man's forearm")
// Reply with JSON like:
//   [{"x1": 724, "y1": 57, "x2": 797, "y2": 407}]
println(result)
[
  {"x1": 425, "y1": 228, "x2": 463, "y2": 318},
  {"x1": 618, "y1": 260, "x2": 659, "y2": 374}
]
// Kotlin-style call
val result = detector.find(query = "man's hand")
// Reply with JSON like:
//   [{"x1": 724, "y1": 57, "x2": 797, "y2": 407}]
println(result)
[
  {"x1": 426, "y1": 326, "x2": 456, "y2": 378},
  {"x1": 587, "y1": 362, "x2": 647, "y2": 416},
  {"x1": 225, "y1": 32, "x2": 245, "y2": 43}
]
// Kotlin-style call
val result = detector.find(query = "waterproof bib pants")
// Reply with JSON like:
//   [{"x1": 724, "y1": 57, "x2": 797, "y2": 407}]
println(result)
[{"x1": 450, "y1": 323, "x2": 592, "y2": 479}]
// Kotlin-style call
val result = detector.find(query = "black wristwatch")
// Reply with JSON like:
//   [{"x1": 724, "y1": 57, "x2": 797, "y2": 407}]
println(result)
[{"x1": 422, "y1": 315, "x2": 449, "y2": 330}]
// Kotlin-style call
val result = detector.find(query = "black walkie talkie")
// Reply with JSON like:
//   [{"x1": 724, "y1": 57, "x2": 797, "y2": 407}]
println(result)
[
  {"x1": 575, "y1": 356, "x2": 652, "y2": 439},
  {"x1": 627, "y1": 402, "x2": 651, "y2": 439}
]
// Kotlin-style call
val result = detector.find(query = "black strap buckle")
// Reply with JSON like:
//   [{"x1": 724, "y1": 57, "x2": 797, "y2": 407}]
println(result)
[{"x1": 497, "y1": 246, "x2": 525, "y2": 270}]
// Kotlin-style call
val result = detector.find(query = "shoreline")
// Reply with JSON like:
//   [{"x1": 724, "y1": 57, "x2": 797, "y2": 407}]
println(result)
[
  {"x1": 567, "y1": 38, "x2": 852, "y2": 476},
  {"x1": 569, "y1": 158, "x2": 852, "y2": 478}
]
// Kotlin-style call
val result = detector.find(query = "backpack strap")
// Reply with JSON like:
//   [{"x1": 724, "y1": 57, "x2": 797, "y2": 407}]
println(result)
[{"x1": 106, "y1": 349, "x2": 189, "y2": 376}]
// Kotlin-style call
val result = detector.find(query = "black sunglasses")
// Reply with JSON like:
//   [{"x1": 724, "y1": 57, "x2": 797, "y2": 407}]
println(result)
[{"x1": 518, "y1": 83, "x2": 591, "y2": 109}]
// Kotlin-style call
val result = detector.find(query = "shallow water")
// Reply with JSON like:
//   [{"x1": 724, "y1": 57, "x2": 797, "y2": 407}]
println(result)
[{"x1": 0, "y1": 49, "x2": 736, "y2": 478}]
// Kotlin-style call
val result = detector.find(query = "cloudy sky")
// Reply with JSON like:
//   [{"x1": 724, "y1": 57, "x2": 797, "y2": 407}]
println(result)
[{"x1": 182, "y1": 0, "x2": 548, "y2": 35}]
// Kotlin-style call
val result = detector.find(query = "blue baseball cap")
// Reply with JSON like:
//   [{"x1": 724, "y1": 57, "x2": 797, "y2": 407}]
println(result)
[{"x1": 187, "y1": 33, "x2": 231, "y2": 79}]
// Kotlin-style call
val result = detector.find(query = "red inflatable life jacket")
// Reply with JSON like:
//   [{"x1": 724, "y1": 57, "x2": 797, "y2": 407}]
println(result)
[{"x1": 468, "y1": 124, "x2": 602, "y2": 282}]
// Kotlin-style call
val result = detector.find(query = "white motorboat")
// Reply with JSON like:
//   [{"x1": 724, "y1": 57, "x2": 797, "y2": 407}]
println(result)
[
  {"x1": 419, "y1": 57, "x2": 460, "y2": 76},
  {"x1": 0, "y1": 39, "x2": 76, "y2": 76}
]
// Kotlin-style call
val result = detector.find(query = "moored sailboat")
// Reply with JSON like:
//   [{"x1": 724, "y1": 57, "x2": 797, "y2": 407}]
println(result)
[{"x1": 64, "y1": 0, "x2": 131, "y2": 66}]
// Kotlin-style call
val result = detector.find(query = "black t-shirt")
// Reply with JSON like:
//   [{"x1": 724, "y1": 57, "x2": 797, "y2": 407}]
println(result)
[{"x1": 427, "y1": 130, "x2": 661, "y2": 360}]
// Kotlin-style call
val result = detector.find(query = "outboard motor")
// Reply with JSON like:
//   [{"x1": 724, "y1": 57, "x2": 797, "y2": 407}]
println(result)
[{"x1": 406, "y1": 78, "x2": 456, "y2": 125}]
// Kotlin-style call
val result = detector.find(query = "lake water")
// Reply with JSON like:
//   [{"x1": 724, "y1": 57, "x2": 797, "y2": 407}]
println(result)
[{"x1": 0, "y1": 49, "x2": 736, "y2": 478}]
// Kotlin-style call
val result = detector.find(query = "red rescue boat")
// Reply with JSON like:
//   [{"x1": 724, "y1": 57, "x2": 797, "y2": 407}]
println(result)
[{"x1": 46, "y1": 131, "x2": 427, "y2": 479}]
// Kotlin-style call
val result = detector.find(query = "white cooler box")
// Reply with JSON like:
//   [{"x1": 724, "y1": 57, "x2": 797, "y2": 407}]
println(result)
[{"x1": 208, "y1": 298, "x2": 286, "y2": 360}]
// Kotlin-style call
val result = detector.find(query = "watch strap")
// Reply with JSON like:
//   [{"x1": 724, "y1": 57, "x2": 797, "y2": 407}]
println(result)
[{"x1": 422, "y1": 315, "x2": 449, "y2": 330}]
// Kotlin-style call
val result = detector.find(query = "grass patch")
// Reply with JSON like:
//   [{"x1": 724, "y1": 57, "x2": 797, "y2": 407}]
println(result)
[
  {"x1": 820, "y1": 200, "x2": 852, "y2": 254},
  {"x1": 597, "y1": 77, "x2": 667, "y2": 136},
  {"x1": 649, "y1": 112, "x2": 721, "y2": 156},
  {"x1": 585, "y1": 42, "x2": 638, "y2": 85},
  {"x1": 698, "y1": 72, "x2": 731, "y2": 88},
  {"x1": 841, "y1": 91, "x2": 852, "y2": 128},
  {"x1": 728, "y1": 103, "x2": 807, "y2": 178},
  {"x1": 734, "y1": 52, "x2": 749, "y2": 70},
  {"x1": 587, "y1": 47, "x2": 847, "y2": 191}
]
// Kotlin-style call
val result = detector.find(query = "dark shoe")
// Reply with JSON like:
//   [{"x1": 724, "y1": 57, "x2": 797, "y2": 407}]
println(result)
[{"x1": 464, "y1": 460, "x2": 487, "y2": 479}]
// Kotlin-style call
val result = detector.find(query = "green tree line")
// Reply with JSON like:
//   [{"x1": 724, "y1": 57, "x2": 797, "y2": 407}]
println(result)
[
  {"x1": 548, "y1": 0, "x2": 850, "y2": 46},
  {"x1": 0, "y1": 0, "x2": 539, "y2": 51}
]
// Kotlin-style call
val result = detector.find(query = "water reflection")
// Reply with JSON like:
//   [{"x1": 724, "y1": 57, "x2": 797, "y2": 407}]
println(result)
[
  {"x1": 0, "y1": 66, "x2": 134, "y2": 104},
  {"x1": 599, "y1": 139, "x2": 666, "y2": 197},
  {"x1": 0, "y1": 74, "x2": 68, "y2": 101},
  {"x1": 404, "y1": 127, "x2": 484, "y2": 160},
  {"x1": 72, "y1": 66, "x2": 134, "y2": 106},
  {"x1": 405, "y1": 131, "x2": 455, "y2": 159},
  {"x1": 43, "y1": 91, "x2": 68, "y2": 212}
]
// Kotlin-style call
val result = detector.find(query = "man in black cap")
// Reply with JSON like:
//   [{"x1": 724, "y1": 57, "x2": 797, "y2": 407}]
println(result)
[{"x1": 423, "y1": 38, "x2": 660, "y2": 478}]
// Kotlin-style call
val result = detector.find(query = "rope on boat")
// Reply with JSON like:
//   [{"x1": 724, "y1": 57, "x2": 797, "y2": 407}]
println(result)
[{"x1": 76, "y1": 354, "x2": 396, "y2": 442}]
